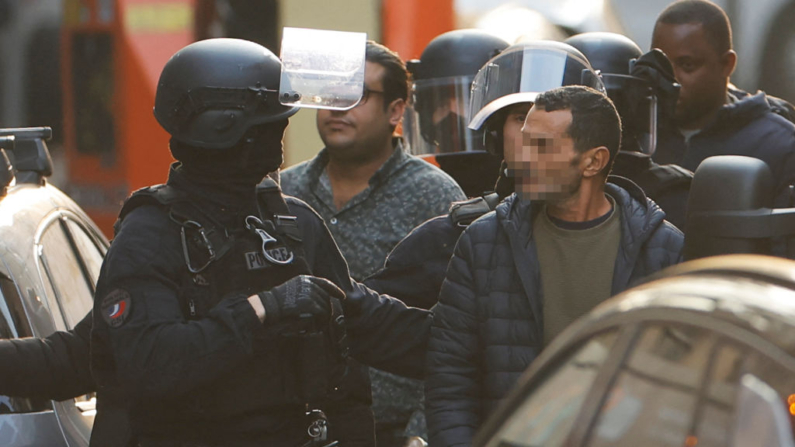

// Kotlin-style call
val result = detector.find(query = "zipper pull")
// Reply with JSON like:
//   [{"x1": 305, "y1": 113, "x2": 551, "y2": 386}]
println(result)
[{"x1": 189, "y1": 299, "x2": 196, "y2": 317}]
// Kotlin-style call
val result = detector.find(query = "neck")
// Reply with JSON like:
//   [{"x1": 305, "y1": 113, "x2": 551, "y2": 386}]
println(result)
[
  {"x1": 169, "y1": 162, "x2": 257, "y2": 209},
  {"x1": 545, "y1": 179, "x2": 611, "y2": 222},
  {"x1": 325, "y1": 138, "x2": 395, "y2": 209},
  {"x1": 681, "y1": 89, "x2": 729, "y2": 130}
]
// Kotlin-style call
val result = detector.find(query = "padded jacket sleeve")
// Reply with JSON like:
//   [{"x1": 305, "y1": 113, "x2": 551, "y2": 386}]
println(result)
[
  {"x1": 425, "y1": 228, "x2": 482, "y2": 447},
  {"x1": 0, "y1": 311, "x2": 94, "y2": 401}
]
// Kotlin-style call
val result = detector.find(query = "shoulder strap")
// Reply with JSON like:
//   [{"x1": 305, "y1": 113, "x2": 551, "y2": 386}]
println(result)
[
  {"x1": 256, "y1": 178, "x2": 310, "y2": 274},
  {"x1": 635, "y1": 164, "x2": 693, "y2": 199},
  {"x1": 449, "y1": 192, "x2": 501, "y2": 227},
  {"x1": 114, "y1": 184, "x2": 188, "y2": 236}
]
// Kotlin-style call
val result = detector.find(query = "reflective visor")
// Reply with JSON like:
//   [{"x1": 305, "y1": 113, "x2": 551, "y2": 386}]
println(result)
[
  {"x1": 279, "y1": 27, "x2": 366, "y2": 110},
  {"x1": 603, "y1": 74, "x2": 658, "y2": 155},
  {"x1": 404, "y1": 75, "x2": 487, "y2": 155},
  {"x1": 468, "y1": 43, "x2": 604, "y2": 130}
]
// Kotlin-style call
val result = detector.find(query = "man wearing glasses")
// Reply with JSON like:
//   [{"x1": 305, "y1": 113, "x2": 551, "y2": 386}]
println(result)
[{"x1": 280, "y1": 40, "x2": 465, "y2": 447}]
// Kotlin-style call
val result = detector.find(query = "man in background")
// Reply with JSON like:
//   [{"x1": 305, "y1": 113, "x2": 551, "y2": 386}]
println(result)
[{"x1": 281, "y1": 40, "x2": 465, "y2": 447}]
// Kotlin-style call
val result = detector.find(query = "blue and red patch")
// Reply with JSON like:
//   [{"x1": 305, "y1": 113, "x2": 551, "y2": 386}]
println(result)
[{"x1": 101, "y1": 289, "x2": 132, "y2": 328}]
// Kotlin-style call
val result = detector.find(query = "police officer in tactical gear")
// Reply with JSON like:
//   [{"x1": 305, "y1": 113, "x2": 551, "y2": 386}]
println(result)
[
  {"x1": 565, "y1": 32, "x2": 692, "y2": 230},
  {"x1": 90, "y1": 38, "x2": 428, "y2": 447},
  {"x1": 403, "y1": 29, "x2": 509, "y2": 196},
  {"x1": 366, "y1": 41, "x2": 605, "y2": 308}
]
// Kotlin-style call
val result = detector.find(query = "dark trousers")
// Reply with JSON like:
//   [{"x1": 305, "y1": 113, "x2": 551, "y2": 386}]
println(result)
[{"x1": 326, "y1": 402, "x2": 376, "y2": 447}]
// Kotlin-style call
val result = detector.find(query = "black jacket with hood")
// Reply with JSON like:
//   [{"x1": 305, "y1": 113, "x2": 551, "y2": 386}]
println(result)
[
  {"x1": 425, "y1": 179, "x2": 684, "y2": 447},
  {"x1": 653, "y1": 89, "x2": 795, "y2": 210}
]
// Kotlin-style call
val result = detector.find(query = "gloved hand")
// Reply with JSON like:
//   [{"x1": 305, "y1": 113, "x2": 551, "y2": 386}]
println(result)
[{"x1": 257, "y1": 275, "x2": 344, "y2": 325}]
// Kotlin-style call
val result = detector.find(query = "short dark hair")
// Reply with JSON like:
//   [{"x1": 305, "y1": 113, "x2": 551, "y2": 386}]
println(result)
[
  {"x1": 655, "y1": 0, "x2": 732, "y2": 54},
  {"x1": 534, "y1": 86, "x2": 622, "y2": 175},
  {"x1": 365, "y1": 40, "x2": 408, "y2": 110}
]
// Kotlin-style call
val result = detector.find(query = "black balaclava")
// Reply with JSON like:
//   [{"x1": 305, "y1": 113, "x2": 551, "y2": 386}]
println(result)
[{"x1": 168, "y1": 120, "x2": 288, "y2": 207}]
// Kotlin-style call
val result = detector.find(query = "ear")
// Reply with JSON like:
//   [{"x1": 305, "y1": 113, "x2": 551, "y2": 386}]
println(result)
[
  {"x1": 388, "y1": 98, "x2": 406, "y2": 127},
  {"x1": 582, "y1": 146, "x2": 611, "y2": 178},
  {"x1": 721, "y1": 49, "x2": 737, "y2": 77}
]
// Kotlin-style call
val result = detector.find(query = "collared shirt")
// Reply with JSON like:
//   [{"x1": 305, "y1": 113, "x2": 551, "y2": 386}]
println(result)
[{"x1": 281, "y1": 138, "x2": 466, "y2": 281}]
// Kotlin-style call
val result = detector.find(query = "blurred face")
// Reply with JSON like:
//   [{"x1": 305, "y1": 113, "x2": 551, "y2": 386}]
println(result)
[
  {"x1": 316, "y1": 62, "x2": 404, "y2": 162},
  {"x1": 510, "y1": 106, "x2": 583, "y2": 201},
  {"x1": 501, "y1": 103, "x2": 533, "y2": 156},
  {"x1": 652, "y1": 22, "x2": 736, "y2": 129}
]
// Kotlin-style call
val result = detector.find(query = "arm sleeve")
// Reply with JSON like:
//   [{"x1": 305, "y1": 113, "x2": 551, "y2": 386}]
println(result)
[
  {"x1": 364, "y1": 216, "x2": 463, "y2": 309},
  {"x1": 425, "y1": 229, "x2": 482, "y2": 447},
  {"x1": 0, "y1": 311, "x2": 94, "y2": 401},
  {"x1": 304, "y1": 205, "x2": 432, "y2": 378},
  {"x1": 91, "y1": 208, "x2": 263, "y2": 401}
]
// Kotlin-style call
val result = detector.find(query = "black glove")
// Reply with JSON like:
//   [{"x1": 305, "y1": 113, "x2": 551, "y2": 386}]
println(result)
[
  {"x1": 631, "y1": 49, "x2": 680, "y2": 126},
  {"x1": 258, "y1": 275, "x2": 344, "y2": 325}
]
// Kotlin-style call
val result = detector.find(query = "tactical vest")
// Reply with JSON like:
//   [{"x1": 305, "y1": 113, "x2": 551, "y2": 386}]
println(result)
[{"x1": 113, "y1": 179, "x2": 348, "y2": 440}]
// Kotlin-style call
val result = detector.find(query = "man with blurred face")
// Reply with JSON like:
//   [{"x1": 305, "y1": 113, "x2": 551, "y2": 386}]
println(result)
[
  {"x1": 425, "y1": 86, "x2": 684, "y2": 446},
  {"x1": 651, "y1": 0, "x2": 795, "y2": 212}
]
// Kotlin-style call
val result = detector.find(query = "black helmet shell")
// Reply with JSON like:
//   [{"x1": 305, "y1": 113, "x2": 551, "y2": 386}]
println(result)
[
  {"x1": 407, "y1": 29, "x2": 509, "y2": 80},
  {"x1": 564, "y1": 32, "x2": 642, "y2": 76},
  {"x1": 154, "y1": 38, "x2": 298, "y2": 149}
]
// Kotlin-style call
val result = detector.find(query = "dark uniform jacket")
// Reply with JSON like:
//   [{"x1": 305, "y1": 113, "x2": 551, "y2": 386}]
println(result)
[
  {"x1": 653, "y1": 89, "x2": 795, "y2": 210},
  {"x1": 0, "y1": 312, "x2": 94, "y2": 401},
  {"x1": 89, "y1": 166, "x2": 429, "y2": 446},
  {"x1": 364, "y1": 214, "x2": 463, "y2": 310},
  {"x1": 425, "y1": 180, "x2": 684, "y2": 447},
  {"x1": 611, "y1": 152, "x2": 692, "y2": 231}
]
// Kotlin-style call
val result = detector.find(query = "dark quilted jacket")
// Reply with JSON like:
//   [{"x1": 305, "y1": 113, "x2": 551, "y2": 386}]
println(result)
[{"x1": 425, "y1": 179, "x2": 684, "y2": 447}]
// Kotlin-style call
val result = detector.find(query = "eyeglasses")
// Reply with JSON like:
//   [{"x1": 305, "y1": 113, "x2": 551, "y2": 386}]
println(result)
[{"x1": 361, "y1": 86, "x2": 385, "y2": 105}]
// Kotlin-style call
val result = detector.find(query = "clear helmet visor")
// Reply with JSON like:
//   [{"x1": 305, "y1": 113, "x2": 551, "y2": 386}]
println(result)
[
  {"x1": 468, "y1": 43, "x2": 605, "y2": 130},
  {"x1": 603, "y1": 74, "x2": 658, "y2": 155},
  {"x1": 404, "y1": 75, "x2": 486, "y2": 156},
  {"x1": 279, "y1": 27, "x2": 367, "y2": 110}
]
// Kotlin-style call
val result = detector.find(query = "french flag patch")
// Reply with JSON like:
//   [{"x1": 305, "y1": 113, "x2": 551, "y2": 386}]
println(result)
[{"x1": 101, "y1": 289, "x2": 132, "y2": 328}]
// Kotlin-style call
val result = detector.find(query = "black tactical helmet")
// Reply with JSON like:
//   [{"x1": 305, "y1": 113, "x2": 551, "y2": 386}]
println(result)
[
  {"x1": 154, "y1": 38, "x2": 298, "y2": 150},
  {"x1": 407, "y1": 29, "x2": 510, "y2": 81},
  {"x1": 564, "y1": 32, "x2": 641, "y2": 77},
  {"x1": 565, "y1": 32, "x2": 679, "y2": 154},
  {"x1": 404, "y1": 30, "x2": 510, "y2": 155}
]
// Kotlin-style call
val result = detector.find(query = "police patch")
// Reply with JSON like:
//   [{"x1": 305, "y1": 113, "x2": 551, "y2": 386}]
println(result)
[{"x1": 101, "y1": 289, "x2": 132, "y2": 328}]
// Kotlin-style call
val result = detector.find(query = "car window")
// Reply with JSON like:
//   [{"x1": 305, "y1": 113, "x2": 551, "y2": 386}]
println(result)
[
  {"x1": 0, "y1": 277, "x2": 51, "y2": 414},
  {"x1": 0, "y1": 276, "x2": 31, "y2": 339},
  {"x1": 38, "y1": 218, "x2": 94, "y2": 328},
  {"x1": 740, "y1": 352, "x2": 795, "y2": 441},
  {"x1": 692, "y1": 342, "x2": 745, "y2": 447},
  {"x1": 488, "y1": 330, "x2": 620, "y2": 447},
  {"x1": 586, "y1": 324, "x2": 714, "y2": 447},
  {"x1": 64, "y1": 217, "x2": 105, "y2": 283}
]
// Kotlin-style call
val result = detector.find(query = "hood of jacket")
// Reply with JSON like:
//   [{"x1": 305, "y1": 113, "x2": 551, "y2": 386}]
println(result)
[{"x1": 495, "y1": 176, "x2": 668, "y2": 294}]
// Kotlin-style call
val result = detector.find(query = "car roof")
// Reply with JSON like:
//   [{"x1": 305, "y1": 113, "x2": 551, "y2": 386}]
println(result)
[{"x1": 576, "y1": 255, "x2": 795, "y2": 356}]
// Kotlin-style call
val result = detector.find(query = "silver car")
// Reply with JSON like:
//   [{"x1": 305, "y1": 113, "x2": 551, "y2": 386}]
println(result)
[
  {"x1": 476, "y1": 255, "x2": 795, "y2": 447},
  {"x1": 0, "y1": 128, "x2": 106, "y2": 446}
]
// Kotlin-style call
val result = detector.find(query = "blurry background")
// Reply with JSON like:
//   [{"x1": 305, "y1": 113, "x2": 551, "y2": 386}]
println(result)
[{"x1": 0, "y1": 0, "x2": 791, "y2": 235}]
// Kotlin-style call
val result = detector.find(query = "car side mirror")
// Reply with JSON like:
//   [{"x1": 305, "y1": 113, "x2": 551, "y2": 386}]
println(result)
[{"x1": 684, "y1": 155, "x2": 795, "y2": 259}]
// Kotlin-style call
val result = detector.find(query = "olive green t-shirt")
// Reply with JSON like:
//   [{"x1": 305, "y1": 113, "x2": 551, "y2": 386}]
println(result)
[{"x1": 534, "y1": 196, "x2": 621, "y2": 345}]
